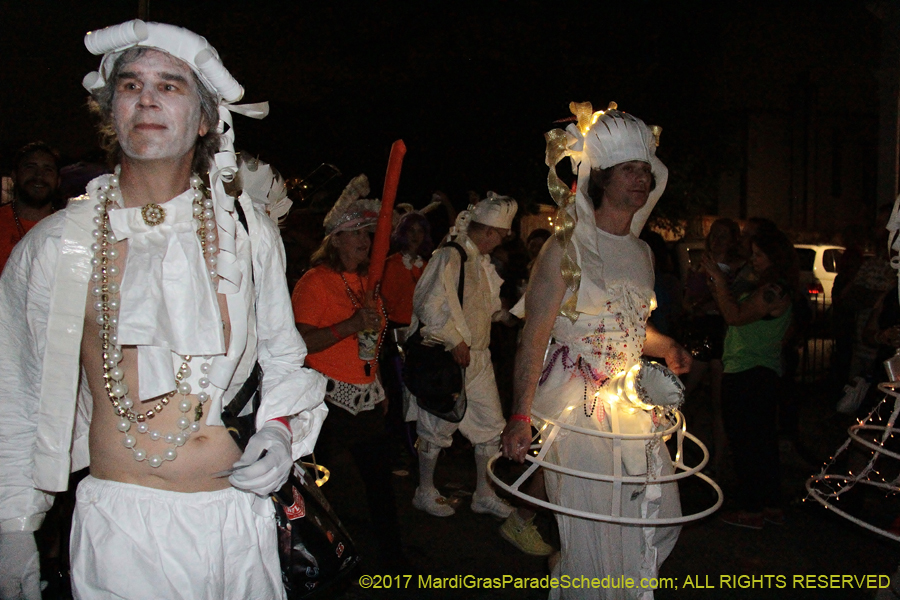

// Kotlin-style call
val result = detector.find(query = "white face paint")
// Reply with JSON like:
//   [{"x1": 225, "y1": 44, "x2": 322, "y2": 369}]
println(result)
[{"x1": 112, "y1": 49, "x2": 209, "y2": 167}]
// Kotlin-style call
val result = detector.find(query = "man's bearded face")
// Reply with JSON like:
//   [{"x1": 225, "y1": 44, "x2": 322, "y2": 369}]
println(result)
[{"x1": 14, "y1": 151, "x2": 59, "y2": 208}]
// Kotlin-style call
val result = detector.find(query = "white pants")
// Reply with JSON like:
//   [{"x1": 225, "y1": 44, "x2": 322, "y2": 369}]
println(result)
[
  {"x1": 416, "y1": 348, "x2": 505, "y2": 447},
  {"x1": 71, "y1": 476, "x2": 285, "y2": 600}
]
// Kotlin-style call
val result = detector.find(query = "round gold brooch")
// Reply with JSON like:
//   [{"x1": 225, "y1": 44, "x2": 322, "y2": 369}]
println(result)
[{"x1": 141, "y1": 203, "x2": 166, "y2": 227}]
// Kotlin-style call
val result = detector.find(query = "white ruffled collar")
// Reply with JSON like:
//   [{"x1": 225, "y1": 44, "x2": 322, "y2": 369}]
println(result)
[
  {"x1": 401, "y1": 252, "x2": 424, "y2": 270},
  {"x1": 93, "y1": 175, "x2": 230, "y2": 400}
]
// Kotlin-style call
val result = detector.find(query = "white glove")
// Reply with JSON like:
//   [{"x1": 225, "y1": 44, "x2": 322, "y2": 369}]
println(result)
[
  {"x1": 229, "y1": 420, "x2": 293, "y2": 496},
  {"x1": 0, "y1": 532, "x2": 41, "y2": 600}
]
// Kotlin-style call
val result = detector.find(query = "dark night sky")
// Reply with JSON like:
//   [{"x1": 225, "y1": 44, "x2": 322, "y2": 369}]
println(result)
[{"x1": 0, "y1": 1, "x2": 882, "y2": 215}]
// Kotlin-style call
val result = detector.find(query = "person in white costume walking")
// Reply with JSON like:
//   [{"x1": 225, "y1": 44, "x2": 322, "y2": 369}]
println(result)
[
  {"x1": 0, "y1": 20, "x2": 326, "y2": 600},
  {"x1": 502, "y1": 102, "x2": 691, "y2": 600},
  {"x1": 411, "y1": 193, "x2": 519, "y2": 520}
]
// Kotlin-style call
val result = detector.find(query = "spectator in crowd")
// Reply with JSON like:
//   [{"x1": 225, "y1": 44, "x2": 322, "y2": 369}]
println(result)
[
  {"x1": 839, "y1": 205, "x2": 896, "y2": 381},
  {"x1": 381, "y1": 210, "x2": 434, "y2": 435},
  {"x1": 703, "y1": 229, "x2": 798, "y2": 529},
  {"x1": 730, "y1": 217, "x2": 778, "y2": 297},
  {"x1": 292, "y1": 174, "x2": 405, "y2": 570},
  {"x1": 382, "y1": 211, "x2": 434, "y2": 328},
  {"x1": 1, "y1": 142, "x2": 60, "y2": 271},
  {"x1": 681, "y1": 218, "x2": 742, "y2": 476}
]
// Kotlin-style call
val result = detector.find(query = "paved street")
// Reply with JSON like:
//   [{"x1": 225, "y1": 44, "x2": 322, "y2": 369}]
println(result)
[{"x1": 326, "y1": 382, "x2": 900, "y2": 599}]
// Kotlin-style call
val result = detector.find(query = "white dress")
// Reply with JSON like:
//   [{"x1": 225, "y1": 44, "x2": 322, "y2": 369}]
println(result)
[{"x1": 534, "y1": 228, "x2": 681, "y2": 600}]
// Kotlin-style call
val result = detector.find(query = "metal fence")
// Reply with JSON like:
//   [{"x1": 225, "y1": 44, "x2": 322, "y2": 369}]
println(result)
[{"x1": 797, "y1": 294, "x2": 834, "y2": 383}]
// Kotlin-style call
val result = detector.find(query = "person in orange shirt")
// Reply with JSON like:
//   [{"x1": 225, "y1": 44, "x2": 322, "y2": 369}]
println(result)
[
  {"x1": 381, "y1": 211, "x2": 433, "y2": 327},
  {"x1": 380, "y1": 210, "x2": 435, "y2": 445},
  {"x1": 292, "y1": 174, "x2": 406, "y2": 570},
  {"x1": 0, "y1": 142, "x2": 60, "y2": 271}
]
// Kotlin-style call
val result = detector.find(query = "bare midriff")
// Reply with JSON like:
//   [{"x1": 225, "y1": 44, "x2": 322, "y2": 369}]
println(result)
[{"x1": 82, "y1": 240, "x2": 241, "y2": 492}]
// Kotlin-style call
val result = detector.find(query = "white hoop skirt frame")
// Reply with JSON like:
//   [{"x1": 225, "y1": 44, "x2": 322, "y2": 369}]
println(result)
[
  {"x1": 806, "y1": 381, "x2": 900, "y2": 542},
  {"x1": 488, "y1": 408, "x2": 723, "y2": 525}
]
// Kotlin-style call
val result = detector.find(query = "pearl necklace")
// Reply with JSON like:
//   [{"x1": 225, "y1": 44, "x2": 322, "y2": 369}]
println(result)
[{"x1": 90, "y1": 169, "x2": 218, "y2": 467}]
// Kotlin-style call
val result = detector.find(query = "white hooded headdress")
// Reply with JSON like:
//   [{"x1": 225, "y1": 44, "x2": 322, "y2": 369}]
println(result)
[{"x1": 546, "y1": 101, "x2": 668, "y2": 320}]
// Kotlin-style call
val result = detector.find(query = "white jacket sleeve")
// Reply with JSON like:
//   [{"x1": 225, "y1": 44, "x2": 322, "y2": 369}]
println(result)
[
  {"x1": 0, "y1": 222, "x2": 60, "y2": 532},
  {"x1": 250, "y1": 215, "x2": 327, "y2": 460},
  {"x1": 413, "y1": 246, "x2": 471, "y2": 350}
]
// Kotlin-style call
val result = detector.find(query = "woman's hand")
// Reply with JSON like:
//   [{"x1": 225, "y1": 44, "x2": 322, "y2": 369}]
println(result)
[
  {"x1": 700, "y1": 253, "x2": 727, "y2": 287},
  {"x1": 349, "y1": 307, "x2": 382, "y2": 333}
]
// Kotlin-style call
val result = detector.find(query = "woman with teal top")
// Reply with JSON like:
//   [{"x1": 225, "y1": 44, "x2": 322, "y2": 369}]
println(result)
[{"x1": 702, "y1": 229, "x2": 798, "y2": 530}]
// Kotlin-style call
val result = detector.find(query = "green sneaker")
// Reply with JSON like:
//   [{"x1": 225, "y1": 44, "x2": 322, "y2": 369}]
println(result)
[{"x1": 500, "y1": 514, "x2": 553, "y2": 556}]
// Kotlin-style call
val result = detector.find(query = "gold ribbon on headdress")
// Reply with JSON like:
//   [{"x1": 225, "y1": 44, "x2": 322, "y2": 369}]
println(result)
[
  {"x1": 544, "y1": 128, "x2": 580, "y2": 322},
  {"x1": 570, "y1": 100, "x2": 611, "y2": 135}
]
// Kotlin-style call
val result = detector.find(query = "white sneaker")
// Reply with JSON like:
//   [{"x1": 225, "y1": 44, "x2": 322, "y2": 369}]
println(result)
[
  {"x1": 471, "y1": 493, "x2": 514, "y2": 518},
  {"x1": 413, "y1": 486, "x2": 455, "y2": 517}
]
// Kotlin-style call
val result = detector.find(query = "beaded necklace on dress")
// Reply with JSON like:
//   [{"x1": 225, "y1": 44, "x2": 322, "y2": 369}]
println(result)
[
  {"x1": 90, "y1": 168, "x2": 219, "y2": 468},
  {"x1": 339, "y1": 272, "x2": 387, "y2": 376}
]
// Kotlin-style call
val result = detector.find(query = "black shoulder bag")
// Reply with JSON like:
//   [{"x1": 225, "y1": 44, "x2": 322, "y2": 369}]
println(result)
[
  {"x1": 402, "y1": 241, "x2": 468, "y2": 423},
  {"x1": 221, "y1": 200, "x2": 361, "y2": 599}
]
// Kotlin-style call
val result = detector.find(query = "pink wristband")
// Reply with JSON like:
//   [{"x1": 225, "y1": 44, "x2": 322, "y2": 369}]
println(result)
[
  {"x1": 510, "y1": 414, "x2": 531, "y2": 424},
  {"x1": 268, "y1": 416, "x2": 291, "y2": 432}
]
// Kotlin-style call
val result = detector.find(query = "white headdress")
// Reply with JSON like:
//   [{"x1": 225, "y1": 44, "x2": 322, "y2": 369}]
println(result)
[
  {"x1": 471, "y1": 192, "x2": 518, "y2": 229},
  {"x1": 452, "y1": 192, "x2": 518, "y2": 237},
  {"x1": 545, "y1": 101, "x2": 668, "y2": 320},
  {"x1": 82, "y1": 19, "x2": 269, "y2": 295},
  {"x1": 323, "y1": 174, "x2": 381, "y2": 234}
]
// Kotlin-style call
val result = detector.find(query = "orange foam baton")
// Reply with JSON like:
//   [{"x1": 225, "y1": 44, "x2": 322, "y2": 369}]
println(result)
[{"x1": 366, "y1": 139, "x2": 407, "y2": 296}]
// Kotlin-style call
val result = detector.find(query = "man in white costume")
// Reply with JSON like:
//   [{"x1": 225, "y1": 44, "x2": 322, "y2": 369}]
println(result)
[
  {"x1": 0, "y1": 20, "x2": 326, "y2": 600},
  {"x1": 411, "y1": 193, "x2": 518, "y2": 519},
  {"x1": 502, "y1": 102, "x2": 691, "y2": 600}
]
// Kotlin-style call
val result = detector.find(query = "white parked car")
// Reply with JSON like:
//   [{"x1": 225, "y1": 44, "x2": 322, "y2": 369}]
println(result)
[
  {"x1": 676, "y1": 240, "x2": 844, "y2": 306},
  {"x1": 795, "y1": 244, "x2": 844, "y2": 307}
]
